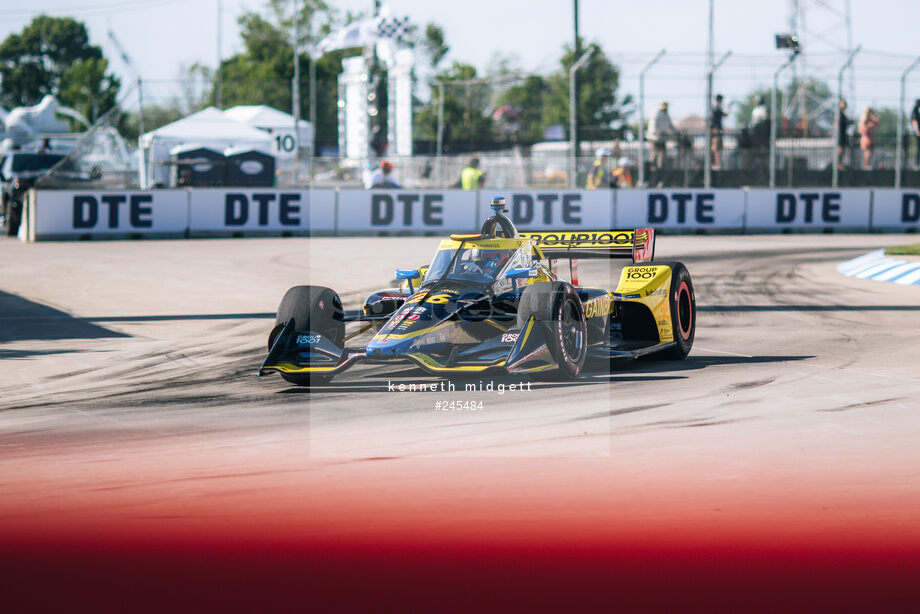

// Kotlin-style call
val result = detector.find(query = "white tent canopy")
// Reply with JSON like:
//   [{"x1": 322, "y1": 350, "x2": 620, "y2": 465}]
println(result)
[
  {"x1": 223, "y1": 105, "x2": 313, "y2": 158},
  {"x1": 140, "y1": 107, "x2": 273, "y2": 187},
  {"x1": 139, "y1": 106, "x2": 315, "y2": 187},
  {"x1": 141, "y1": 107, "x2": 272, "y2": 150}
]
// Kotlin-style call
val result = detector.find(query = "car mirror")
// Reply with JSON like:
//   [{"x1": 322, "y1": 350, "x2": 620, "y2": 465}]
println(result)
[
  {"x1": 395, "y1": 268, "x2": 421, "y2": 280},
  {"x1": 395, "y1": 268, "x2": 421, "y2": 293}
]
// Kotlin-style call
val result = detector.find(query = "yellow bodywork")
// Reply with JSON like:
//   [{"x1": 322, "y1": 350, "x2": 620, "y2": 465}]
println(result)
[{"x1": 615, "y1": 265, "x2": 674, "y2": 343}]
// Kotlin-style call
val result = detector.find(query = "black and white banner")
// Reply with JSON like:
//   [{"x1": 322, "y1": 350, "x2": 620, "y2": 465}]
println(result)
[
  {"x1": 337, "y1": 190, "x2": 476, "y2": 232},
  {"x1": 500, "y1": 190, "x2": 612, "y2": 230},
  {"x1": 745, "y1": 189, "x2": 871, "y2": 230},
  {"x1": 871, "y1": 189, "x2": 920, "y2": 230},
  {"x1": 32, "y1": 190, "x2": 188, "y2": 237},
  {"x1": 25, "y1": 187, "x2": 920, "y2": 240},
  {"x1": 189, "y1": 189, "x2": 311, "y2": 232},
  {"x1": 615, "y1": 189, "x2": 745, "y2": 230}
]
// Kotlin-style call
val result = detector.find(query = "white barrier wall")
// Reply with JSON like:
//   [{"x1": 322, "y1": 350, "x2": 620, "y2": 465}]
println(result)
[
  {"x1": 188, "y1": 189, "x2": 311, "y2": 233},
  {"x1": 29, "y1": 190, "x2": 188, "y2": 239},
  {"x1": 23, "y1": 187, "x2": 920, "y2": 241},
  {"x1": 871, "y1": 189, "x2": 920, "y2": 231},
  {"x1": 615, "y1": 189, "x2": 745, "y2": 231},
  {"x1": 337, "y1": 190, "x2": 476, "y2": 233},
  {"x1": 502, "y1": 191, "x2": 612, "y2": 230},
  {"x1": 745, "y1": 189, "x2": 872, "y2": 231}
]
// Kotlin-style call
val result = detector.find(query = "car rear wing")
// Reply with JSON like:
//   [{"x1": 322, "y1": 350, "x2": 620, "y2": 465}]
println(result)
[{"x1": 518, "y1": 228, "x2": 655, "y2": 263}]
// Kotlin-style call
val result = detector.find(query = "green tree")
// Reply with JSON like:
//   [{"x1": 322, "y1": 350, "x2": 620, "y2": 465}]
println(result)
[
  {"x1": 542, "y1": 40, "x2": 632, "y2": 141},
  {"x1": 735, "y1": 87, "x2": 772, "y2": 128},
  {"x1": 211, "y1": 0, "x2": 345, "y2": 147},
  {"x1": 498, "y1": 75, "x2": 550, "y2": 142},
  {"x1": 415, "y1": 62, "x2": 495, "y2": 151},
  {"x1": 736, "y1": 80, "x2": 838, "y2": 136},
  {"x1": 419, "y1": 23, "x2": 449, "y2": 69},
  {"x1": 119, "y1": 103, "x2": 188, "y2": 143},
  {"x1": 58, "y1": 57, "x2": 120, "y2": 125},
  {"x1": 872, "y1": 107, "x2": 902, "y2": 140},
  {"x1": 0, "y1": 15, "x2": 119, "y2": 117}
]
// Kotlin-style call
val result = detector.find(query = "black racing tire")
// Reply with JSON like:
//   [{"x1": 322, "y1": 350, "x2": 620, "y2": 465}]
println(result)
[
  {"x1": 517, "y1": 281, "x2": 587, "y2": 378},
  {"x1": 655, "y1": 261, "x2": 696, "y2": 360},
  {"x1": 268, "y1": 285, "x2": 345, "y2": 350},
  {"x1": 268, "y1": 285, "x2": 344, "y2": 387}
]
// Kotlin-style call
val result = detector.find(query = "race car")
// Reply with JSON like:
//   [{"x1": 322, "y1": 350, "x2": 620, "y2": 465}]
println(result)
[{"x1": 259, "y1": 197, "x2": 695, "y2": 384}]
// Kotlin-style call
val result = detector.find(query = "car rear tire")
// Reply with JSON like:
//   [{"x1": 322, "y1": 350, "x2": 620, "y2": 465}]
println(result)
[
  {"x1": 517, "y1": 281, "x2": 587, "y2": 378},
  {"x1": 268, "y1": 285, "x2": 344, "y2": 386},
  {"x1": 654, "y1": 261, "x2": 695, "y2": 360}
]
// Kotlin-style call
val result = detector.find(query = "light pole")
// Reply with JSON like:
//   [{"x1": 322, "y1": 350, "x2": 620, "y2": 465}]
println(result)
[
  {"x1": 216, "y1": 0, "x2": 222, "y2": 108},
  {"x1": 833, "y1": 46, "x2": 860, "y2": 188},
  {"x1": 637, "y1": 49, "x2": 665, "y2": 188},
  {"x1": 770, "y1": 51, "x2": 799, "y2": 188},
  {"x1": 895, "y1": 54, "x2": 920, "y2": 188},
  {"x1": 704, "y1": 50, "x2": 731, "y2": 188},
  {"x1": 292, "y1": 0, "x2": 301, "y2": 166},
  {"x1": 569, "y1": 46, "x2": 595, "y2": 188},
  {"x1": 436, "y1": 81, "x2": 445, "y2": 185}
]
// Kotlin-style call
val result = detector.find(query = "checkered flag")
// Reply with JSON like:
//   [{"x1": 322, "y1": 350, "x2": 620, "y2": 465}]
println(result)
[{"x1": 377, "y1": 15, "x2": 409, "y2": 43}]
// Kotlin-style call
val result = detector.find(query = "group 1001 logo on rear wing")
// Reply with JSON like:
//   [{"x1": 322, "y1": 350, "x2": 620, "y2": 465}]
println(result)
[{"x1": 518, "y1": 228, "x2": 655, "y2": 263}]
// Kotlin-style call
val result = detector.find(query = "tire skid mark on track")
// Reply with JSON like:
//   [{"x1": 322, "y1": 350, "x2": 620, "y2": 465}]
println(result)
[
  {"x1": 728, "y1": 377, "x2": 776, "y2": 391},
  {"x1": 562, "y1": 404, "x2": 671, "y2": 423},
  {"x1": 817, "y1": 397, "x2": 905, "y2": 413}
]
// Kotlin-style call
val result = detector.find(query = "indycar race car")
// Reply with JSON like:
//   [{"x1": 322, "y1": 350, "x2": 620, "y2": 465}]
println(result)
[{"x1": 259, "y1": 197, "x2": 695, "y2": 384}]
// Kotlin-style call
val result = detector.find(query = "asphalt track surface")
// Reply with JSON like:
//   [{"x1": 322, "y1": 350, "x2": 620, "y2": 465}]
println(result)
[{"x1": 1, "y1": 233, "x2": 919, "y2": 611}]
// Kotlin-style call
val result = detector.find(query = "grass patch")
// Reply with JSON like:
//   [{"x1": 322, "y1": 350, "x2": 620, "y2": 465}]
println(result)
[{"x1": 886, "y1": 244, "x2": 920, "y2": 256}]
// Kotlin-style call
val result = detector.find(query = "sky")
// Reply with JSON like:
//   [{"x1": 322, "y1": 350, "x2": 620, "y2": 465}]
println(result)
[{"x1": 1, "y1": 0, "x2": 919, "y2": 127}]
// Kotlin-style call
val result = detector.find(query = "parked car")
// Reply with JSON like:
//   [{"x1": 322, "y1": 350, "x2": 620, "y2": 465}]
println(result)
[{"x1": 0, "y1": 151, "x2": 66, "y2": 235}]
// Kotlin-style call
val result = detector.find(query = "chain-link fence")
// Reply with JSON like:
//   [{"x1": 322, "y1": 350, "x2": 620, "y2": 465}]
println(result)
[
  {"x1": 18, "y1": 45, "x2": 920, "y2": 191},
  {"x1": 34, "y1": 102, "x2": 137, "y2": 190}
]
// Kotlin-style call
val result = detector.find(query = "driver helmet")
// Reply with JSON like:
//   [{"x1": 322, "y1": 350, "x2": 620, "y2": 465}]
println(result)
[{"x1": 476, "y1": 249, "x2": 510, "y2": 274}]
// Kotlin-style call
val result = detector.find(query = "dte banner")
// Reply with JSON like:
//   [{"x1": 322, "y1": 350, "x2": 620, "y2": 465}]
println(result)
[
  {"x1": 615, "y1": 189, "x2": 745, "y2": 230},
  {"x1": 32, "y1": 190, "x2": 188, "y2": 238},
  {"x1": 501, "y1": 191, "x2": 612, "y2": 230},
  {"x1": 870, "y1": 190, "x2": 920, "y2": 230},
  {"x1": 189, "y1": 189, "x2": 313, "y2": 232},
  {"x1": 336, "y1": 190, "x2": 477, "y2": 232},
  {"x1": 745, "y1": 189, "x2": 872, "y2": 230}
]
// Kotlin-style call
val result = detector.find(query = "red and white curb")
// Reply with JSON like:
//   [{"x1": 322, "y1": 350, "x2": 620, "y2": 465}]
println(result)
[{"x1": 838, "y1": 249, "x2": 920, "y2": 286}]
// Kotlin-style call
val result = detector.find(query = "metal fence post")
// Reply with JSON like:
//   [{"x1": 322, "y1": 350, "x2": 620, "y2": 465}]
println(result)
[
  {"x1": 569, "y1": 47, "x2": 595, "y2": 188},
  {"x1": 895, "y1": 55, "x2": 920, "y2": 188},
  {"x1": 436, "y1": 81, "x2": 445, "y2": 186},
  {"x1": 833, "y1": 46, "x2": 861, "y2": 188},
  {"x1": 770, "y1": 52, "x2": 798, "y2": 189},
  {"x1": 638, "y1": 49, "x2": 665, "y2": 188}
]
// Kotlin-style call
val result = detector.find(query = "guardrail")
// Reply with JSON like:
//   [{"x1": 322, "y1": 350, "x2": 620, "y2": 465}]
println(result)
[{"x1": 20, "y1": 187, "x2": 920, "y2": 241}]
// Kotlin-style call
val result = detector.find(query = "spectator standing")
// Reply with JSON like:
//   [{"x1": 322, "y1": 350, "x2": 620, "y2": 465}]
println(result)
[
  {"x1": 858, "y1": 106, "x2": 881, "y2": 170},
  {"x1": 738, "y1": 127, "x2": 753, "y2": 170},
  {"x1": 370, "y1": 160, "x2": 400, "y2": 188},
  {"x1": 647, "y1": 101, "x2": 676, "y2": 169},
  {"x1": 837, "y1": 99, "x2": 852, "y2": 170},
  {"x1": 460, "y1": 157, "x2": 485, "y2": 190},
  {"x1": 710, "y1": 94, "x2": 727, "y2": 170},
  {"x1": 613, "y1": 157, "x2": 636, "y2": 188},
  {"x1": 911, "y1": 99, "x2": 920, "y2": 170},
  {"x1": 586, "y1": 148, "x2": 612, "y2": 189},
  {"x1": 749, "y1": 95, "x2": 771, "y2": 167}
]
